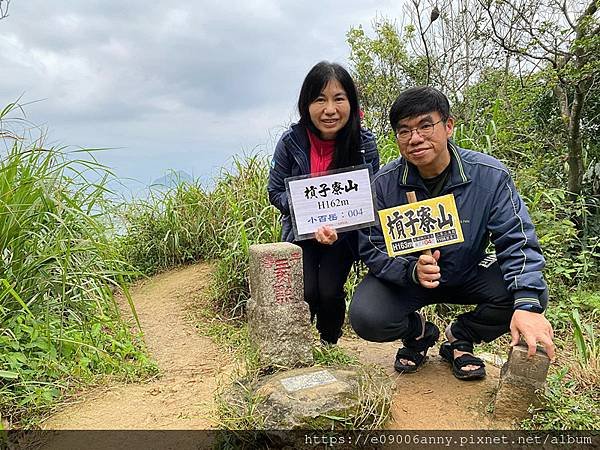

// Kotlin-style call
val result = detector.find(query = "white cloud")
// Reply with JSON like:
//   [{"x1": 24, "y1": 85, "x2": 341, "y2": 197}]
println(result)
[{"x1": 0, "y1": 0, "x2": 401, "y2": 188}]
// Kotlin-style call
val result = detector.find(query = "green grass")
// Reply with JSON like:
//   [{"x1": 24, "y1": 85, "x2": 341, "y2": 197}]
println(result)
[
  {"x1": 523, "y1": 368, "x2": 599, "y2": 430},
  {"x1": 313, "y1": 344, "x2": 359, "y2": 367},
  {"x1": 0, "y1": 102, "x2": 153, "y2": 427},
  {"x1": 119, "y1": 153, "x2": 281, "y2": 318}
]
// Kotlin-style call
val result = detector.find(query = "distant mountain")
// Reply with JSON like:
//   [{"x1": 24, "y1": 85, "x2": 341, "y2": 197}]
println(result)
[{"x1": 150, "y1": 170, "x2": 193, "y2": 188}]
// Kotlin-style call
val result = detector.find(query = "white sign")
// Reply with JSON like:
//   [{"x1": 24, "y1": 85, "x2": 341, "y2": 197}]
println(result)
[
  {"x1": 280, "y1": 370, "x2": 337, "y2": 392},
  {"x1": 285, "y1": 165, "x2": 376, "y2": 241}
]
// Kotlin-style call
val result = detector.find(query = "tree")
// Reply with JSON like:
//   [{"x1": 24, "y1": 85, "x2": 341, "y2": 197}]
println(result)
[
  {"x1": 347, "y1": 18, "x2": 426, "y2": 138},
  {"x1": 477, "y1": 0, "x2": 600, "y2": 197},
  {"x1": 0, "y1": 0, "x2": 10, "y2": 21},
  {"x1": 404, "y1": 0, "x2": 503, "y2": 105}
]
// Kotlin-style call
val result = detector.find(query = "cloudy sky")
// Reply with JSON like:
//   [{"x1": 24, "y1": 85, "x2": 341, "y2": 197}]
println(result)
[{"x1": 0, "y1": 1, "x2": 401, "y2": 194}]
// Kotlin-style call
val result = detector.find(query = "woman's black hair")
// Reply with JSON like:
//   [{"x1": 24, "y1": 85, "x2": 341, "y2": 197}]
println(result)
[{"x1": 297, "y1": 61, "x2": 362, "y2": 169}]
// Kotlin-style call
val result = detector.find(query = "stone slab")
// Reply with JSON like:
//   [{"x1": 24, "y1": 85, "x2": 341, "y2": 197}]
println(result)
[
  {"x1": 494, "y1": 344, "x2": 550, "y2": 420},
  {"x1": 499, "y1": 344, "x2": 550, "y2": 380},
  {"x1": 254, "y1": 367, "x2": 362, "y2": 429}
]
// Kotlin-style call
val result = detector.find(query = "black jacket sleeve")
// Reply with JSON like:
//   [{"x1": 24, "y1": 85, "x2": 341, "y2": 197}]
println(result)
[{"x1": 267, "y1": 136, "x2": 291, "y2": 215}]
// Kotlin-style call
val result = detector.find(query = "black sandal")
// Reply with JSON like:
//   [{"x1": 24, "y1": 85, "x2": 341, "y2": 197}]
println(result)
[
  {"x1": 439, "y1": 340, "x2": 486, "y2": 380},
  {"x1": 394, "y1": 321, "x2": 440, "y2": 373}
]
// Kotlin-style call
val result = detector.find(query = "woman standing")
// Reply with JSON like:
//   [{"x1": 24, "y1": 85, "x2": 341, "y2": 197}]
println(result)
[{"x1": 268, "y1": 61, "x2": 379, "y2": 345}]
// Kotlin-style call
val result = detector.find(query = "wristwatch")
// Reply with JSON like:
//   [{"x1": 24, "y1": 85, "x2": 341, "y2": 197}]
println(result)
[{"x1": 515, "y1": 303, "x2": 544, "y2": 313}]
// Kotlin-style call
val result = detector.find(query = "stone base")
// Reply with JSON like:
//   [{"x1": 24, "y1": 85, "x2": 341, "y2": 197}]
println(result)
[
  {"x1": 255, "y1": 367, "x2": 362, "y2": 429},
  {"x1": 493, "y1": 378, "x2": 545, "y2": 420},
  {"x1": 224, "y1": 365, "x2": 392, "y2": 432},
  {"x1": 247, "y1": 299, "x2": 313, "y2": 368}
]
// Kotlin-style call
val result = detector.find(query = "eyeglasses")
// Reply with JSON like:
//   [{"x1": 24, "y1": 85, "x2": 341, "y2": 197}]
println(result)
[{"x1": 396, "y1": 119, "x2": 443, "y2": 143}]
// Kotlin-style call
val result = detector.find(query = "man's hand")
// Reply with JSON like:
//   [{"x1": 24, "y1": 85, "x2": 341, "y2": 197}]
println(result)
[
  {"x1": 315, "y1": 225, "x2": 338, "y2": 245},
  {"x1": 510, "y1": 309, "x2": 555, "y2": 360},
  {"x1": 416, "y1": 249, "x2": 441, "y2": 288}
]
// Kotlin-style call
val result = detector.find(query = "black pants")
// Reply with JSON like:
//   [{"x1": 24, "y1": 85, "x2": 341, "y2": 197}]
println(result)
[
  {"x1": 349, "y1": 260, "x2": 548, "y2": 345},
  {"x1": 298, "y1": 239, "x2": 354, "y2": 344}
]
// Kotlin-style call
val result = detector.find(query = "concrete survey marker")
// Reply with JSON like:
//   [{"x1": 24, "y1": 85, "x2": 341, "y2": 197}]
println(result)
[
  {"x1": 280, "y1": 369, "x2": 337, "y2": 392},
  {"x1": 247, "y1": 242, "x2": 313, "y2": 368},
  {"x1": 494, "y1": 344, "x2": 550, "y2": 421}
]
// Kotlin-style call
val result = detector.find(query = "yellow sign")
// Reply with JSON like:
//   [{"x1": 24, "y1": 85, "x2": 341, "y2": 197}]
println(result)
[{"x1": 378, "y1": 194, "x2": 464, "y2": 256}]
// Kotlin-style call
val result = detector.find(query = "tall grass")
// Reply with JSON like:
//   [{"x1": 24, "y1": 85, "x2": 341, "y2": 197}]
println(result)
[
  {"x1": 119, "y1": 153, "x2": 281, "y2": 316},
  {"x1": 0, "y1": 103, "x2": 151, "y2": 426}
]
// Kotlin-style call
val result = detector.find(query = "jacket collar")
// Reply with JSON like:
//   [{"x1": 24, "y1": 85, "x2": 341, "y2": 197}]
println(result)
[
  {"x1": 287, "y1": 122, "x2": 310, "y2": 151},
  {"x1": 283, "y1": 122, "x2": 310, "y2": 173},
  {"x1": 284, "y1": 122, "x2": 373, "y2": 173},
  {"x1": 399, "y1": 140, "x2": 471, "y2": 190}
]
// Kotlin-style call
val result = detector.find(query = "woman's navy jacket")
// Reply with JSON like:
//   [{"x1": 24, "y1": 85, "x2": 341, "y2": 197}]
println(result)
[{"x1": 267, "y1": 122, "x2": 379, "y2": 244}]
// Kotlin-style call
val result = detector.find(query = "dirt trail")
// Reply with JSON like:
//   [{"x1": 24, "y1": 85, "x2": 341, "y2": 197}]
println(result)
[
  {"x1": 339, "y1": 338, "x2": 513, "y2": 429},
  {"x1": 42, "y1": 263, "x2": 232, "y2": 431},
  {"x1": 42, "y1": 262, "x2": 512, "y2": 432}
]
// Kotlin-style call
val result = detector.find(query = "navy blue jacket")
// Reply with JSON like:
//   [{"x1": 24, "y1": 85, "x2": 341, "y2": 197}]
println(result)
[
  {"x1": 359, "y1": 141, "x2": 547, "y2": 310},
  {"x1": 268, "y1": 122, "x2": 379, "y2": 243}
]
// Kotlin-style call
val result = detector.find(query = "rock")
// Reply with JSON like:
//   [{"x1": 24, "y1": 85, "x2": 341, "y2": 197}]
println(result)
[
  {"x1": 255, "y1": 367, "x2": 360, "y2": 429},
  {"x1": 220, "y1": 365, "x2": 393, "y2": 447},
  {"x1": 247, "y1": 243, "x2": 313, "y2": 368},
  {"x1": 478, "y1": 352, "x2": 507, "y2": 368},
  {"x1": 253, "y1": 366, "x2": 382, "y2": 430},
  {"x1": 493, "y1": 344, "x2": 550, "y2": 420}
]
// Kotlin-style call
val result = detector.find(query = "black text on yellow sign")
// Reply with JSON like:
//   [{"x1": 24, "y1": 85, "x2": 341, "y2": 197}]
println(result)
[{"x1": 378, "y1": 194, "x2": 464, "y2": 257}]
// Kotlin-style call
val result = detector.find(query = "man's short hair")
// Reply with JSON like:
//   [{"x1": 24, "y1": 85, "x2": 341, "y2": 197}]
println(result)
[{"x1": 389, "y1": 86, "x2": 451, "y2": 130}]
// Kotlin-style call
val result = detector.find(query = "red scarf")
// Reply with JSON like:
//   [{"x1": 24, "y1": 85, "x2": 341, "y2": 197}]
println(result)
[{"x1": 307, "y1": 129, "x2": 335, "y2": 174}]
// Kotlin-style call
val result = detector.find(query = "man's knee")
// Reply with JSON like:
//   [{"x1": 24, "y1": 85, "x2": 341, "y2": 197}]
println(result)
[
  {"x1": 350, "y1": 271, "x2": 431, "y2": 342},
  {"x1": 348, "y1": 304, "x2": 391, "y2": 342},
  {"x1": 349, "y1": 290, "x2": 410, "y2": 342}
]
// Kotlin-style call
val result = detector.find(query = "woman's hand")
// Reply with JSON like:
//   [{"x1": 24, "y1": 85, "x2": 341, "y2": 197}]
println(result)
[{"x1": 315, "y1": 225, "x2": 338, "y2": 245}]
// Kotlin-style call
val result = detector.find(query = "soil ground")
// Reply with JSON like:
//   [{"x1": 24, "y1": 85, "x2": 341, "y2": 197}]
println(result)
[
  {"x1": 339, "y1": 338, "x2": 512, "y2": 429},
  {"x1": 42, "y1": 263, "x2": 233, "y2": 431},
  {"x1": 41, "y1": 262, "x2": 513, "y2": 434}
]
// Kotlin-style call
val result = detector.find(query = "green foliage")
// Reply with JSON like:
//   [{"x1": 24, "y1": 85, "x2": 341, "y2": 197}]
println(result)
[
  {"x1": 0, "y1": 103, "x2": 152, "y2": 426},
  {"x1": 118, "y1": 182, "x2": 212, "y2": 274},
  {"x1": 450, "y1": 69, "x2": 600, "y2": 298},
  {"x1": 524, "y1": 189, "x2": 580, "y2": 286},
  {"x1": 523, "y1": 368, "x2": 599, "y2": 430},
  {"x1": 216, "y1": 378, "x2": 267, "y2": 431},
  {"x1": 313, "y1": 345, "x2": 358, "y2": 367},
  {"x1": 570, "y1": 308, "x2": 599, "y2": 367},
  {"x1": 455, "y1": 69, "x2": 564, "y2": 176},
  {"x1": 347, "y1": 18, "x2": 426, "y2": 138},
  {"x1": 376, "y1": 134, "x2": 400, "y2": 165},
  {"x1": 547, "y1": 284, "x2": 600, "y2": 327}
]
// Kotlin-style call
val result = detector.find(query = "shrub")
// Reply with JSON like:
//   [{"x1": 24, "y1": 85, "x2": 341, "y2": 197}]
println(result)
[{"x1": 0, "y1": 103, "x2": 150, "y2": 426}]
